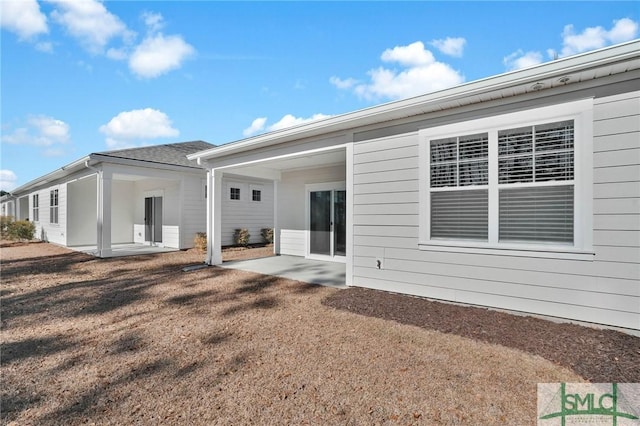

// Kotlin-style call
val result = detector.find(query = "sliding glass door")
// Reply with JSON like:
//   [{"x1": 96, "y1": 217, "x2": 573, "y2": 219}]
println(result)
[{"x1": 309, "y1": 186, "x2": 346, "y2": 260}]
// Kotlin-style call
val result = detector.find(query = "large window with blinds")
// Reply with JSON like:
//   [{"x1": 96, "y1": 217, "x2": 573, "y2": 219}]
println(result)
[
  {"x1": 430, "y1": 133, "x2": 489, "y2": 240},
  {"x1": 419, "y1": 99, "x2": 593, "y2": 257}
]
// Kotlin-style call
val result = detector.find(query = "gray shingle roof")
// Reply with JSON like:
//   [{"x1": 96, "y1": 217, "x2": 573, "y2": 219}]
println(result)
[{"x1": 95, "y1": 140, "x2": 215, "y2": 168}]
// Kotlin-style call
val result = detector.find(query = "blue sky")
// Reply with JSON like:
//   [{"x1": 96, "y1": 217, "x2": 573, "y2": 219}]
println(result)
[{"x1": 1, "y1": 1, "x2": 638, "y2": 191}]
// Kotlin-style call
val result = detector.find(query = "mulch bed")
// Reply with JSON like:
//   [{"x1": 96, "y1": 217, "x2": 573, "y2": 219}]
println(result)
[{"x1": 323, "y1": 287, "x2": 640, "y2": 383}]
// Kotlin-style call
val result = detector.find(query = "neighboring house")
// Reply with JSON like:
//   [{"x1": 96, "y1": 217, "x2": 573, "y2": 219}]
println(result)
[
  {"x1": 188, "y1": 41, "x2": 640, "y2": 331},
  {"x1": 7, "y1": 141, "x2": 274, "y2": 256},
  {"x1": 0, "y1": 194, "x2": 16, "y2": 218}
]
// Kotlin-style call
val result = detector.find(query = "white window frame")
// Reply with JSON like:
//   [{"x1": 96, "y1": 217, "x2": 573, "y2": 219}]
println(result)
[
  {"x1": 418, "y1": 99, "x2": 593, "y2": 260},
  {"x1": 49, "y1": 189, "x2": 59, "y2": 225},
  {"x1": 32, "y1": 193, "x2": 39, "y2": 222},
  {"x1": 250, "y1": 184, "x2": 263, "y2": 202}
]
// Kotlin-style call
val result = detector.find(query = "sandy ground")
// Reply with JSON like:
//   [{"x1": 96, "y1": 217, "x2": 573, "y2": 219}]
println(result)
[{"x1": 0, "y1": 241, "x2": 611, "y2": 425}]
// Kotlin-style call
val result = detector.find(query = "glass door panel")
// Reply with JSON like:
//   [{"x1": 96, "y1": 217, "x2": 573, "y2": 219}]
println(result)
[
  {"x1": 310, "y1": 191, "x2": 331, "y2": 255},
  {"x1": 334, "y1": 190, "x2": 346, "y2": 256}
]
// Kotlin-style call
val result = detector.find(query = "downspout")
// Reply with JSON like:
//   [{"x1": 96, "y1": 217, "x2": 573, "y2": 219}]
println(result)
[{"x1": 85, "y1": 160, "x2": 103, "y2": 257}]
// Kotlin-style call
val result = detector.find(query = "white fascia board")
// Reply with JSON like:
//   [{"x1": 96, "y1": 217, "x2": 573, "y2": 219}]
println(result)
[
  {"x1": 10, "y1": 155, "x2": 91, "y2": 195},
  {"x1": 89, "y1": 154, "x2": 204, "y2": 174},
  {"x1": 188, "y1": 40, "x2": 640, "y2": 162}
]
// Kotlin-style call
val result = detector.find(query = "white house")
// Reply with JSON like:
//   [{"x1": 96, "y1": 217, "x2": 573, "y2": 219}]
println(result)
[
  {"x1": 6, "y1": 141, "x2": 274, "y2": 256},
  {"x1": 188, "y1": 41, "x2": 640, "y2": 331}
]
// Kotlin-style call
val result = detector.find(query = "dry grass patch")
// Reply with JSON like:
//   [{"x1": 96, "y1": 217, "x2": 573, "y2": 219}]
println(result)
[{"x1": 2, "y1": 243, "x2": 585, "y2": 425}]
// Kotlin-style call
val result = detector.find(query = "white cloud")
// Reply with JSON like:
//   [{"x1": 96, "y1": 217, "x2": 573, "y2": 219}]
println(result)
[
  {"x1": 503, "y1": 50, "x2": 544, "y2": 71},
  {"x1": 99, "y1": 108, "x2": 179, "y2": 149},
  {"x1": 381, "y1": 41, "x2": 435, "y2": 66},
  {"x1": 243, "y1": 114, "x2": 331, "y2": 137},
  {"x1": 430, "y1": 37, "x2": 466, "y2": 57},
  {"x1": 0, "y1": 170, "x2": 18, "y2": 192},
  {"x1": 1, "y1": 115, "x2": 70, "y2": 149},
  {"x1": 243, "y1": 117, "x2": 267, "y2": 137},
  {"x1": 49, "y1": 0, "x2": 133, "y2": 54},
  {"x1": 555, "y1": 17, "x2": 639, "y2": 58},
  {"x1": 142, "y1": 11, "x2": 164, "y2": 34},
  {"x1": 0, "y1": 0, "x2": 48, "y2": 40},
  {"x1": 505, "y1": 17, "x2": 638, "y2": 72},
  {"x1": 128, "y1": 33, "x2": 195, "y2": 78},
  {"x1": 331, "y1": 41, "x2": 464, "y2": 101}
]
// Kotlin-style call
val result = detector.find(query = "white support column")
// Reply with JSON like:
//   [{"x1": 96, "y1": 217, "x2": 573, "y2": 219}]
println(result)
[
  {"x1": 345, "y1": 143, "x2": 354, "y2": 286},
  {"x1": 206, "y1": 168, "x2": 223, "y2": 265},
  {"x1": 273, "y1": 180, "x2": 279, "y2": 255},
  {"x1": 97, "y1": 169, "x2": 113, "y2": 257}
]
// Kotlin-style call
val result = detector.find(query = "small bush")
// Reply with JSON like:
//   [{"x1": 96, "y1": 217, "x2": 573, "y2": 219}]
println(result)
[
  {"x1": 7, "y1": 220, "x2": 35, "y2": 241},
  {"x1": 194, "y1": 232, "x2": 207, "y2": 253},
  {"x1": 261, "y1": 228, "x2": 274, "y2": 244},
  {"x1": 233, "y1": 228, "x2": 250, "y2": 246},
  {"x1": 1, "y1": 215, "x2": 14, "y2": 238}
]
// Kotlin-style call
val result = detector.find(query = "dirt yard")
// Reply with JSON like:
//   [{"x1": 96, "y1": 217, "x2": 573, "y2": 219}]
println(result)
[{"x1": 1, "y1": 241, "x2": 638, "y2": 425}]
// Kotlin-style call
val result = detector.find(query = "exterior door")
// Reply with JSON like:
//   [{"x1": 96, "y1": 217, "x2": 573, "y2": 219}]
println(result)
[
  {"x1": 144, "y1": 196, "x2": 163, "y2": 243},
  {"x1": 309, "y1": 188, "x2": 346, "y2": 259}
]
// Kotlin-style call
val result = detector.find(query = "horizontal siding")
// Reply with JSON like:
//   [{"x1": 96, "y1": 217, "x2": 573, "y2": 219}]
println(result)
[
  {"x1": 350, "y1": 92, "x2": 640, "y2": 330},
  {"x1": 280, "y1": 229, "x2": 305, "y2": 256},
  {"x1": 221, "y1": 178, "x2": 274, "y2": 246},
  {"x1": 133, "y1": 224, "x2": 145, "y2": 244},
  {"x1": 594, "y1": 132, "x2": 639, "y2": 152},
  {"x1": 181, "y1": 176, "x2": 206, "y2": 249},
  {"x1": 162, "y1": 226, "x2": 180, "y2": 249}
]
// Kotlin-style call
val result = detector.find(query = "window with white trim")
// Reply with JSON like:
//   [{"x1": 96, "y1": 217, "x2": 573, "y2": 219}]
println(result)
[
  {"x1": 252, "y1": 189, "x2": 261, "y2": 202},
  {"x1": 50, "y1": 189, "x2": 58, "y2": 224},
  {"x1": 419, "y1": 99, "x2": 593, "y2": 257},
  {"x1": 230, "y1": 187, "x2": 240, "y2": 200},
  {"x1": 32, "y1": 194, "x2": 39, "y2": 222}
]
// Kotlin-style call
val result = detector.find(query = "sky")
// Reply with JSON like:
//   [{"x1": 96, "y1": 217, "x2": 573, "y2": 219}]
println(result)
[{"x1": 1, "y1": 1, "x2": 638, "y2": 192}]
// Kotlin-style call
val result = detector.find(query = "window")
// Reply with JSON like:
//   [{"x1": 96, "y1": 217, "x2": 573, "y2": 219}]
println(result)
[
  {"x1": 230, "y1": 187, "x2": 240, "y2": 200},
  {"x1": 252, "y1": 189, "x2": 261, "y2": 202},
  {"x1": 430, "y1": 133, "x2": 489, "y2": 240},
  {"x1": 50, "y1": 189, "x2": 58, "y2": 224},
  {"x1": 32, "y1": 194, "x2": 39, "y2": 222},
  {"x1": 419, "y1": 100, "x2": 593, "y2": 258},
  {"x1": 497, "y1": 121, "x2": 574, "y2": 243}
]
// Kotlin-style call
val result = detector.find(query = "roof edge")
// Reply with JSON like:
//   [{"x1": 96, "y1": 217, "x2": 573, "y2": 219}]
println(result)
[{"x1": 188, "y1": 39, "x2": 640, "y2": 161}]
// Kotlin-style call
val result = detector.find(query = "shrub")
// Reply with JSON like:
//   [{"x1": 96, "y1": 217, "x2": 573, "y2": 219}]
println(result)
[
  {"x1": 233, "y1": 228, "x2": 250, "y2": 246},
  {"x1": 7, "y1": 220, "x2": 35, "y2": 241},
  {"x1": 194, "y1": 232, "x2": 207, "y2": 253},
  {"x1": 0, "y1": 215, "x2": 13, "y2": 238},
  {"x1": 261, "y1": 228, "x2": 274, "y2": 244}
]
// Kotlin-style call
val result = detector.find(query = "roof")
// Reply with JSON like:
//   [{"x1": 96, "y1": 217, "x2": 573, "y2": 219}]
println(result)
[
  {"x1": 96, "y1": 140, "x2": 214, "y2": 168},
  {"x1": 188, "y1": 39, "x2": 640, "y2": 162},
  {"x1": 11, "y1": 140, "x2": 215, "y2": 195}
]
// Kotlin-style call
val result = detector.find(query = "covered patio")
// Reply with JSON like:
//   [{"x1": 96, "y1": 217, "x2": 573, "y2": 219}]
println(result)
[{"x1": 221, "y1": 255, "x2": 346, "y2": 288}]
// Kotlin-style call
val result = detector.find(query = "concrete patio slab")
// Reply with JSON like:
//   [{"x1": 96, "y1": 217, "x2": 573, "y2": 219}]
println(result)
[
  {"x1": 221, "y1": 255, "x2": 346, "y2": 288},
  {"x1": 70, "y1": 243, "x2": 179, "y2": 258}
]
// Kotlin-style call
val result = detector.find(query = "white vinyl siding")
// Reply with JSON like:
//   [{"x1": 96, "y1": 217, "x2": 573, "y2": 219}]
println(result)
[
  {"x1": 221, "y1": 178, "x2": 274, "y2": 246},
  {"x1": 181, "y1": 175, "x2": 207, "y2": 249},
  {"x1": 351, "y1": 93, "x2": 638, "y2": 330}
]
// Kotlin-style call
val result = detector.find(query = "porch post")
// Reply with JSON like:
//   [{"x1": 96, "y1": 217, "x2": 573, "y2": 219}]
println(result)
[
  {"x1": 345, "y1": 143, "x2": 354, "y2": 286},
  {"x1": 206, "y1": 168, "x2": 223, "y2": 265},
  {"x1": 273, "y1": 180, "x2": 280, "y2": 255},
  {"x1": 96, "y1": 170, "x2": 112, "y2": 257}
]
